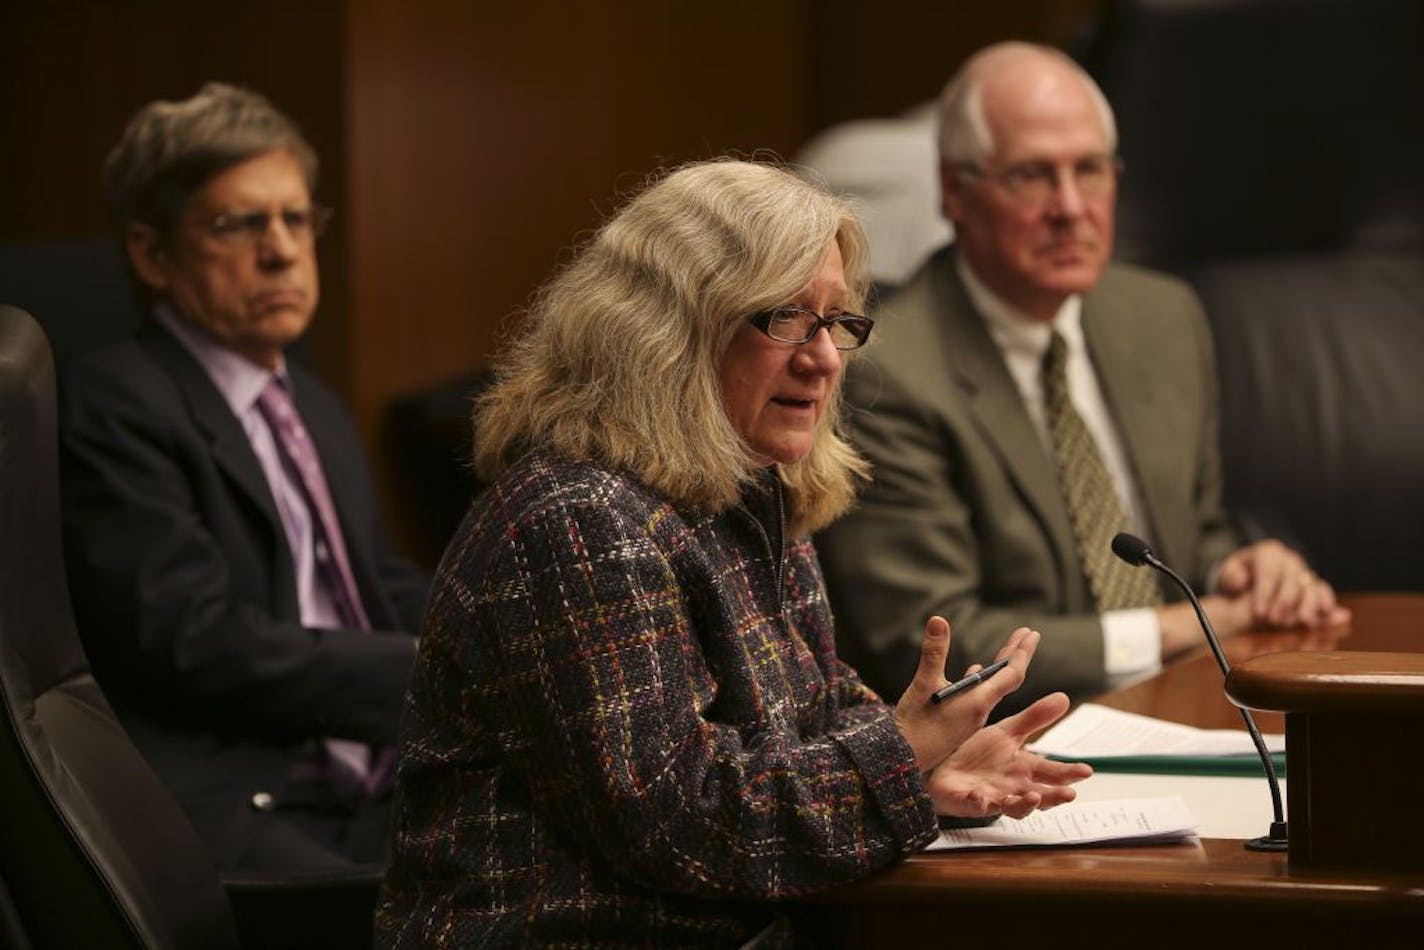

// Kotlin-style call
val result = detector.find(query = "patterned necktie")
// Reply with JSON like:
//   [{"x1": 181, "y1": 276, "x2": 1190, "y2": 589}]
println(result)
[
  {"x1": 256, "y1": 378, "x2": 372, "y2": 630},
  {"x1": 1041, "y1": 331, "x2": 1161, "y2": 611},
  {"x1": 257, "y1": 378, "x2": 389, "y2": 792}
]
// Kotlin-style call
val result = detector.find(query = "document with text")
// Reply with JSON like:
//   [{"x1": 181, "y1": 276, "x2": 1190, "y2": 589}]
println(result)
[
  {"x1": 1027, "y1": 703, "x2": 1284, "y2": 759},
  {"x1": 926, "y1": 795, "x2": 1198, "y2": 851}
]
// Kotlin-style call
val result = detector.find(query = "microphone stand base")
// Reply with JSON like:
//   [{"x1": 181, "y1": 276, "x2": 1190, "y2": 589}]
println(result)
[{"x1": 1244, "y1": 821, "x2": 1289, "y2": 852}]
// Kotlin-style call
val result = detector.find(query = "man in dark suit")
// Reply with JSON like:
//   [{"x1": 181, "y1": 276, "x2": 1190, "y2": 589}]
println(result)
[
  {"x1": 58, "y1": 83, "x2": 429, "y2": 871},
  {"x1": 817, "y1": 43, "x2": 1347, "y2": 704}
]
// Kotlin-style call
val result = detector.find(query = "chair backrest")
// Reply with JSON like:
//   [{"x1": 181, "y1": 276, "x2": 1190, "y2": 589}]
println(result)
[
  {"x1": 1085, "y1": 0, "x2": 1424, "y2": 591},
  {"x1": 0, "y1": 304, "x2": 241, "y2": 949},
  {"x1": 0, "y1": 868, "x2": 34, "y2": 949},
  {"x1": 0, "y1": 237, "x2": 143, "y2": 366},
  {"x1": 385, "y1": 367, "x2": 496, "y2": 565},
  {"x1": 794, "y1": 103, "x2": 954, "y2": 288},
  {"x1": 1088, "y1": 0, "x2": 1424, "y2": 265}
]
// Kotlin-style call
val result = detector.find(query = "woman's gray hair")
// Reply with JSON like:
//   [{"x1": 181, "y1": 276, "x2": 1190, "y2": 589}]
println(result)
[
  {"x1": 475, "y1": 158, "x2": 872, "y2": 536},
  {"x1": 937, "y1": 42, "x2": 1118, "y2": 165},
  {"x1": 103, "y1": 82, "x2": 318, "y2": 239}
]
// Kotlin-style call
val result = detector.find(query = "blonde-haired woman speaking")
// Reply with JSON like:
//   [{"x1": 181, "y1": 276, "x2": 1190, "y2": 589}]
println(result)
[{"x1": 377, "y1": 160, "x2": 1089, "y2": 949}]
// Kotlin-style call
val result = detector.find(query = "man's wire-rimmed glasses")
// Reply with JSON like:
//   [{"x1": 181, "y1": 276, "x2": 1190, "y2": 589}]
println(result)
[
  {"x1": 191, "y1": 205, "x2": 334, "y2": 247},
  {"x1": 953, "y1": 154, "x2": 1123, "y2": 207}
]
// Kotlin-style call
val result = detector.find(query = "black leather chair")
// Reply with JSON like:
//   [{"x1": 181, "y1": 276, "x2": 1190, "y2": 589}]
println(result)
[
  {"x1": 385, "y1": 368, "x2": 494, "y2": 565},
  {"x1": 0, "y1": 236, "x2": 142, "y2": 365},
  {"x1": 0, "y1": 304, "x2": 379, "y2": 948},
  {"x1": 1086, "y1": 0, "x2": 1424, "y2": 591},
  {"x1": 0, "y1": 870, "x2": 34, "y2": 950}
]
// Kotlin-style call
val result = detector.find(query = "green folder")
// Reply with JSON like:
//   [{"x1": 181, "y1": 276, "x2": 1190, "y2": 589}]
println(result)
[{"x1": 1049, "y1": 752, "x2": 1287, "y2": 777}]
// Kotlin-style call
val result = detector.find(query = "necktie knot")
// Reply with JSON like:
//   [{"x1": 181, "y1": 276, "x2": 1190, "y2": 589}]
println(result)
[
  {"x1": 257, "y1": 377, "x2": 298, "y2": 430},
  {"x1": 1041, "y1": 330, "x2": 1069, "y2": 391}
]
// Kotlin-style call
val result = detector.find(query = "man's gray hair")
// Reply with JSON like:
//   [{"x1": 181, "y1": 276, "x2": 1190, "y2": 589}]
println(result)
[
  {"x1": 937, "y1": 42, "x2": 1118, "y2": 165},
  {"x1": 103, "y1": 82, "x2": 318, "y2": 239}
]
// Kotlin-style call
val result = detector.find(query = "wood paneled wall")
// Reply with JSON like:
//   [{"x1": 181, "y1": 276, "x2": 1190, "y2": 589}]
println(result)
[
  {"x1": 342, "y1": 1, "x2": 808, "y2": 433},
  {"x1": 1, "y1": 0, "x2": 1097, "y2": 557},
  {"x1": 1, "y1": 0, "x2": 351, "y2": 383}
]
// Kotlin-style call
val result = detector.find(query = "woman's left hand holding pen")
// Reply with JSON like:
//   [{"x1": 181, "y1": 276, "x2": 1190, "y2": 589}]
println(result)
[{"x1": 893, "y1": 617, "x2": 1038, "y2": 774}]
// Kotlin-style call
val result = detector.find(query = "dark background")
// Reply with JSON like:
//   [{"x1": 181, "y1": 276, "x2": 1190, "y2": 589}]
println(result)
[
  {"x1": 0, "y1": 0, "x2": 1103, "y2": 555},
  {"x1": 4, "y1": 1, "x2": 1421, "y2": 578}
]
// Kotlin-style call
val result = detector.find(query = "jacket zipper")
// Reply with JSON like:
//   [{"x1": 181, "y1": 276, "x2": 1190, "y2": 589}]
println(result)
[{"x1": 735, "y1": 477, "x2": 787, "y2": 616}]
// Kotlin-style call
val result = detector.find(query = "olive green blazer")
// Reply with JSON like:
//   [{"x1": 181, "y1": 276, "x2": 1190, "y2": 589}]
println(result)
[{"x1": 817, "y1": 248, "x2": 1240, "y2": 704}]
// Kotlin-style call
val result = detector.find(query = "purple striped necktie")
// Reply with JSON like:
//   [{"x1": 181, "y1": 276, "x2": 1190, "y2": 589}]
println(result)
[
  {"x1": 256, "y1": 377, "x2": 391, "y2": 793},
  {"x1": 256, "y1": 378, "x2": 371, "y2": 631}
]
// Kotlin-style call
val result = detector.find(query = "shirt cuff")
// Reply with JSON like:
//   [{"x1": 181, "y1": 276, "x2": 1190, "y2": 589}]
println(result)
[{"x1": 1102, "y1": 607, "x2": 1162, "y2": 684}]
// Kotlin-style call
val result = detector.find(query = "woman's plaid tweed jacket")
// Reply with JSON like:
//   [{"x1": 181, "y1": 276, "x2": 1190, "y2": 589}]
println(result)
[{"x1": 377, "y1": 453, "x2": 938, "y2": 947}]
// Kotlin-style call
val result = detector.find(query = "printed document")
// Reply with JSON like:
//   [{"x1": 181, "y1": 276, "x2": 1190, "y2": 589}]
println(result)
[
  {"x1": 927, "y1": 795, "x2": 1197, "y2": 851},
  {"x1": 1026, "y1": 703, "x2": 1284, "y2": 759}
]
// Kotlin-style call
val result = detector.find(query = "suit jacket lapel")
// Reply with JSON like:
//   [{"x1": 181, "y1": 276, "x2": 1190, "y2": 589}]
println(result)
[
  {"x1": 138, "y1": 322, "x2": 283, "y2": 527},
  {"x1": 137, "y1": 320, "x2": 299, "y2": 617},
  {"x1": 934, "y1": 258, "x2": 1079, "y2": 569}
]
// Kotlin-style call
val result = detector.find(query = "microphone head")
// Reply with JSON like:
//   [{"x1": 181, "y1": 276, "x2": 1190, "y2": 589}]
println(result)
[{"x1": 1111, "y1": 532, "x2": 1153, "y2": 566}]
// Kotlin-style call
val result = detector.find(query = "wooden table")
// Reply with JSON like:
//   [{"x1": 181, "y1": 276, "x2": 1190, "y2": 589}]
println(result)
[
  {"x1": 807, "y1": 594, "x2": 1424, "y2": 948},
  {"x1": 1108, "y1": 593, "x2": 1421, "y2": 732}
]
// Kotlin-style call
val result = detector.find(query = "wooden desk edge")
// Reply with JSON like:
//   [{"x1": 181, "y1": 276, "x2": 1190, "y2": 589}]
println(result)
[
  {"x1": 1226, "y1": 650, "x2": 1424, "y2": 714},
  {"x1": 811, "y1": 838, "x2": 1424, "y2": 911}
]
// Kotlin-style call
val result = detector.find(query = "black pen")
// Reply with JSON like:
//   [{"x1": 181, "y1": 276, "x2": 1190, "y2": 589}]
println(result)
[{"x1": 929, "y1": 657, "x2": 1011, "y2": 705}]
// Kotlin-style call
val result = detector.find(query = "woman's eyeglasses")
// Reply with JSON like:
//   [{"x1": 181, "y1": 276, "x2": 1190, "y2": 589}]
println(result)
[{"x1": 747, "y1": 306, "x2": 875, "y2": 350}]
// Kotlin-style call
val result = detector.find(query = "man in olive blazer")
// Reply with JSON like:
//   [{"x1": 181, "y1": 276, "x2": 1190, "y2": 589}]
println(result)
[
  {"x1": 817, "y1": 43, "x2": 1345, "y2": 704},
  {"x1": 819, "y1": 247, "x2": 1237, "y2": 701}
]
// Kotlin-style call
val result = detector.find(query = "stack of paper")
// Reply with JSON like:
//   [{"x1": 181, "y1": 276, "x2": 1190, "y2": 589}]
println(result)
[
  {"x1": 927, "y1": 795, "x2": 1197, "y2": 851},
  {"x1": 1026, "y1": 703, "x2": 1285, "y2": 775}
]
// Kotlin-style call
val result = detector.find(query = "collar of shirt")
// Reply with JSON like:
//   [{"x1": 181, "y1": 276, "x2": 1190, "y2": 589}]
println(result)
[
  {"x1": 152, "y1": 304, "x2": 344, "y2": 634},
  {"x1": 954, "y1": 255, "x2": 1085, "y2": 445},
  {"x1": 956, "y1": 255, "x2": 1083, "y2": 369},
  {"x1": 152, "y1": 303, "x2": 288, "y2": 419}
]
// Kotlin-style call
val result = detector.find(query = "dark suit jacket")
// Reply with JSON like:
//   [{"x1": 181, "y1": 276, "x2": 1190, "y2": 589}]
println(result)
[
  {"x1": 816, "y1": 248, "x2": 1240, "y2": 703},
  {"x1": 58, "y1": 319, "x2": 429, "y2": 866}
]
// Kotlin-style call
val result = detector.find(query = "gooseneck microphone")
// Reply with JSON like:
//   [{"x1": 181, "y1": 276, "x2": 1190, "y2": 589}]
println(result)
[{"x1": 1110, "y1": 532, "x2": 1288, "y2": 852}]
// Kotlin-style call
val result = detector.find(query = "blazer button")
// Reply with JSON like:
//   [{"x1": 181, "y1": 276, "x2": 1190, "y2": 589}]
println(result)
[{"x1": 250, "y1": 791, "x2": 276, "y2": 812}]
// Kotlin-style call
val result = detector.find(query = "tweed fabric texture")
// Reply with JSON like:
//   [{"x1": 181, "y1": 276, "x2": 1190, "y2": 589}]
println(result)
[
  {"x1": 1041, "y1": 331, "x2": 1161, "y2": 611},
  {"x1": 376, "y1": 453, "x2": 937, "y2": 947}
]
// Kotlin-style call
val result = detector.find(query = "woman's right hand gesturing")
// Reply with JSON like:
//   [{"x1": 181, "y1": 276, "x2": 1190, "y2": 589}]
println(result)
[{"x1": 893, "y1": 616, "x2": 1038, "y2": 773}]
